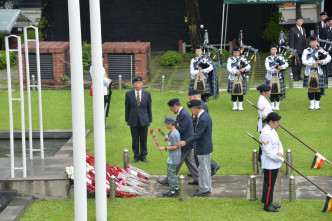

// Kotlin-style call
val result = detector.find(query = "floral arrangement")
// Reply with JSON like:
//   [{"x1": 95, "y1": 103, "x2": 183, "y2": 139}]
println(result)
[{"x1": 65, "y1": 154, "x2": 151, "y2": 198}]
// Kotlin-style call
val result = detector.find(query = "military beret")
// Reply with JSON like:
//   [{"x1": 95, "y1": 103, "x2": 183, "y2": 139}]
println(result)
[
  {"x1": 257, "y1": 84, "x2": 271, "y2": 92},
  {"x1": 270, "y1": 44, "x2": 278, "y2": 50},
  {"x1": 161, "y1": 115, "x2": 176, "y2": 124},
  {"x1": 296, "y1": 16, "x2": 303, "y2": 21},
  {"x1": 263, "y1": 112, "x2": 281, "y2": 123},
  {"x1": 233, "y1": 46, "x2": 241, "y2": 52},
  {"x1": 133, "y1": 76, "x2": 143, "y2": 82},
  {"x1": 167, "y1": 98, "x2": 180, "y2": 107},
  {"x1": 320, "y1": 11, "x2": 327, "y2": 16},
  {"x1": 187, "y1": 100, "x2": 201, "y2": 108},
  {"x1": 194, "y1": 44, "x2": 202, "y2": 50},
  {"x1": 187, "y1": 90, "x2": 200, "y2": 96},
  {"x1": 309, "y1": 36, "x2": 317, "y2": 41},
  {"x1": 324, "y1": 17, "x2": 332, "y2": 23}
]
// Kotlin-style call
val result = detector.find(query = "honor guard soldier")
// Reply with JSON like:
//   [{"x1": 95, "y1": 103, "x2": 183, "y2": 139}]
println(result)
[
  {"x1": 320, "y1": 17, "x2": 332, "y2": 77},
  {"x1": 189, "y1": 45, "x2": 218, "y2": 102},
  {"x1": 302, "y1": 37, "x2": 331, "y2": 110},
  {"x1": 265, "y1": 44, "x2": 289, "y2": 110},
  {"x1": 314, "y1": 12, "x2": 328, "y2": 38},
  {"x1": 227, "y1": 46, "x2": 251, "y2": 111},
  {"x1": 260, "y1": 112, "x2": 284, "y2": 212},
  {"x1": 257, "y1": 84, "x2": 273, "y2": 162}
]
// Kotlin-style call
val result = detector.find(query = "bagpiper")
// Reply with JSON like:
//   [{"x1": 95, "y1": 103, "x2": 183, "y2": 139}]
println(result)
[
  {"x1": 302, "y1": 36, "x2": 331, "y2": 110},
  {"x1": 227, "y1": 46, "x2": 251, "y2": 111},
  {"x1": 264, "y1": 44, "x2": 289, "y2": 110}
]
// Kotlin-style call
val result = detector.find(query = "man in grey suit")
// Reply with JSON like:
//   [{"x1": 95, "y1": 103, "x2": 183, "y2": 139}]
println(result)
[
  {"x1": 289, "y1": 16, "x2": 307, "y2": 81},
  {"x1": 177, "y1": 100, "x2": 213, "y2": 196},
  {"x1": 125, "y1": 76, "x2": 152, "y2": 163}
]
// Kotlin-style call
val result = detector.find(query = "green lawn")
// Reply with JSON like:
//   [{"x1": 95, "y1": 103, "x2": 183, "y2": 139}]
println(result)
[
  {"x1": 20, "y1": 198, "x2": 331, "y2": 221},
  {"x1": 0, "y1": 88, "x2": 332, "y2": 176}
]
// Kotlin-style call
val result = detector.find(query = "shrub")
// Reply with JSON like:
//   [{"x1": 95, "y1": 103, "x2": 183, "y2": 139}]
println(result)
[
  {"x1": 160, "y1": 50, "x2": 182, "y2": 67},
  {"x1": 0, "y1": 50, "x2": 17, "y2": 70},
  {"x1": 262, "y1": 12, "x2": 287, "y2": 44},
  {"x1": 82, "y1": 43, "x2": 91, "y2": 71}
]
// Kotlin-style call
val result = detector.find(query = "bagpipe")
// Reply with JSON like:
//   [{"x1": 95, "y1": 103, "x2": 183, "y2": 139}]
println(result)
[
  {"x1": 202, "y1": 29, "x2": 223, "y2": 66},
  {"x1": 238, "y1": 30, "x2": 261, "y2": 68},
  {"x1": 318, "y1": 38, "x2": 332, "y2": 52},
  {"x1": 105, "y1": 82, "x2": 112, "y2": 118},
  {"x1": 278, "y1": 31, "x2": 300, "y2": 65}
]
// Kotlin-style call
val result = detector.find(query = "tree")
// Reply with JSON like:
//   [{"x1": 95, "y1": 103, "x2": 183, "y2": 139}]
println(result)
[{"x1": 184, "y1": 0, "x2": 203, "y2": 50}]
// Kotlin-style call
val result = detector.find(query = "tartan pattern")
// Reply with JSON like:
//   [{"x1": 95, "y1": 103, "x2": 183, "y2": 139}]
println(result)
[
  {"x1": 303, "y1": 72, "x2": 326, "y2": 88},
  {"x1": 227, "y1": 77, "x2": 247, "y2": 95}
]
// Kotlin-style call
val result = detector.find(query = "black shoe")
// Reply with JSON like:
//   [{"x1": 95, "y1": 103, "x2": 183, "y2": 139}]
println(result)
[
  {"x1": 298, "y1": 76, "x2": 303, "y2": 80},
  {"x1": 187, "y1": 173, "x2": 192, "y2": 177},
  {"x1": 193, "y1": 190, "x2": 211, "y2": 197},
  {"x1": 211, "y1": 165, "x2": 220, "y2": 176},
  {"x1": 162, "y1": 191, "x2": 177, "y2": 197},
  {"x1": 132, "y1": 159, "x2": 139, "y2": 163},
  {"x1": 271, "y1": 203, "x2": 281, "y2": 209},
  {"x1": 157, "y1": 179, "x2": 169, "y2": 186},
  {"x1": 264, "y1": 204, "x2": 279, "y2": 212},
  {"x1": 141, "y1": 158, "x2": 148, "y2": 163},
  {"x1": 188, "y1": 180, "x2": 199, "y2": 185}
]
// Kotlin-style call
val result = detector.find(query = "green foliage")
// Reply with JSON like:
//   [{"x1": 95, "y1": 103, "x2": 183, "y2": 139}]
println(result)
[
  {"x1": 160, "y1": 50, "x2": 182, "y2": 67},
  {"x1": 262, "y1": 12, "x2": 287, "y2": 44},
  {"x1": 61, "y1": 75, "x2": 69, "y2": 83},
  {"x1": 124, "y1": 81, "x2": 134, "y2": 89},
  {"x1": 0, "y1": 50, "x2": 17, "y2": 70},
  {"x1": 82, "y1": 44, "x2": 91, "y2": 71},
  {"x1": 20, "y1": 29, "x2": 43, "y2": 44},
  {"x1": 210, "y1": 49, "x2": 231, "y2": 64}
]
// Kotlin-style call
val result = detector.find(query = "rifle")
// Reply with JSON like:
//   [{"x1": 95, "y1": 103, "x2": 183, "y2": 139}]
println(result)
[{"x1": 105, "y1": 82, "x2": 112, "y2": 117}]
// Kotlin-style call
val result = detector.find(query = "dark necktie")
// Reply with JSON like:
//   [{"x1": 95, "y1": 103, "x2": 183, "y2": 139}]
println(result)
[{"x1": 136, "y1": 92, "x2": 140, "y2": 106}]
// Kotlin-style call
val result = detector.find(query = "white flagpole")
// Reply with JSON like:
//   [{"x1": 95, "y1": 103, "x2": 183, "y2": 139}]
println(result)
[
  {"x1": 89, "y1": 0, "x2": 108, "y2": 220},
  {"x1": 68, "y1": 0, "x2": 88, "y2": 220}
]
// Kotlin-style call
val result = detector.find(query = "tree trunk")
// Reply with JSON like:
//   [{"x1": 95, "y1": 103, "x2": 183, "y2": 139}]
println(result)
[
  {"x1": 184, "y1": 0, "x2": 203, "y2": 50},
  {"x1": 296, "y1": 3, "x2": 301, "y2": 18}
]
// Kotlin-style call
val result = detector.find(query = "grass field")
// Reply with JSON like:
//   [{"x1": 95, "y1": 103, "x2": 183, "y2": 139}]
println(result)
[
  {"x1": 0, "y1": 88, "x2": 332, "y2": 176},
  {"x1": 20, "y1": 198, "x2": 331, "y2": 221}
]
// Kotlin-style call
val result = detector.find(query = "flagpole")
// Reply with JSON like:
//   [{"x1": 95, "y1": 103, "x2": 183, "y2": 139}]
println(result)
[
  {"x1": 246, "y1": 99, "x2": 332, "y2": 166},
  {"x1": 245, "y1": 131, "x2": 329, "y2": 195}
]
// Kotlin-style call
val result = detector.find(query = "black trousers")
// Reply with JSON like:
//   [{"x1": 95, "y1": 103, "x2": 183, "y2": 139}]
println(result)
[
  {"x1": 261, "y1": 168, "x2": 279, "y2": 205},
  {"x1": 194, "y1": 149, "x2": 220, "y2": 171},
  {"x1": 291, "y1": 54, "x2": 302, "y2": 80},
  {"x1": 130, "y1": 120, "x2": 148, "y2": 160}
]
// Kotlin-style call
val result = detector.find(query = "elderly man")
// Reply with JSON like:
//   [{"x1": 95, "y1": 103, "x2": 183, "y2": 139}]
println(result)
[
  {"x1": 125, "y1": 76, "x2": 152, "y2": 163},
  {"x1": 289, "y1": 16, "x2": 307, "y2": 81},
  {"x1": 177, "y1": 100, "x2": 213, "y2": 196},
  {"x1": 314, "y1": 11, "x2": 328, "y2": 38},
  {"x1": 188, "y1": 90, "x2": 220, "y2": 176}
]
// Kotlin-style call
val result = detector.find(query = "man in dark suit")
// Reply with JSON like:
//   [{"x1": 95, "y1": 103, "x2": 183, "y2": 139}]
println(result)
[
  {"x1": 314, "y1": 12, "x2": 328, "y2": 38},
  {"x1": 289, "y1": 16, "x2": 307, "y2": 81},
  {"x1": 125, "y1": 76, "x2": 152, "y2": 163},
  {"x1": 157, "y1": 98, "x2": 199, "y2": 186},
  {"x1": 188, "y1": 90, "x2": 220, "y2": 176},
  {"x1": 177, "y1": 100, "x2": 213, "y2": 196},
  {"x1": 321, "y1": 17, "x2": 332, "y2": 77}
]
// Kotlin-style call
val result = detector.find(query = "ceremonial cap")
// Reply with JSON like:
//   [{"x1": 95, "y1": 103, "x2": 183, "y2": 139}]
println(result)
[
  {"x1": 187, "y1": 100, "x2": 201, "y2": 108},
  {"x1": 309, "y1": 36, "x2": 317, "y2": 41},
  {"x1": 167, "y1": 98, "x2": 180, "y2": 107},
  {"x1": 270, "y1": 44, "x2": 278, "y2": 49},
  {"x1": 296, "y1": 16, "x2": 303, "y2": 21},
  {"x1": 320, "y1": 11, "x2": 327, "y2": 16},
  {"x1": 187, "y1": 89, "x2": 200, "y2": 96},
  {"x1": 257, "y1": 84, "x2": 271, "y2": 92},
  {"x1": 133, "y1": 76, "x2": 143, "y2": 82},
  {"x1": 161, "y1": 115, "x2": 176, "y2": 124},
  {"x1": 263, "y1": 112, "x2": 281, "y2": 123},
  {"x1": 324, "y1": 17, "x2": 332, "y2": 23},
  {"x1": 195, "y1": 44, "x2": 202, "y2": 50},
  {"x1": 233, "y1": 46, "x2": 240, "y2": 52}
]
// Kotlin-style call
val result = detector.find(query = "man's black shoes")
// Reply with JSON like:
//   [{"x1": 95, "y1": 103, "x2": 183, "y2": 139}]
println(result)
[
  {"x1": 193, "y1": 189, "x2": 211, "y2": 197},
  {"x1": 211, "y1": 165, "x2": 220, "y2": 176},
  {"x1": 188, "y1": 180, "x2": 199, "y2": 185},
  {"x1": 141, "y1": 158, "x2": 148, "y2": 163},
  {"x1": 264, "y1": 204, "x2": 279, "y2": 212},
  {"x1": 132, "y1": 159, "x2": 139, "y2": 163},
  {"x1": 157, "y1": 179, "x2": 169, "y2": 186},
  {"x1": 162, "y1": 190, "x2": 179, "y2": 197},
  {"x1": 271, "y1": 203, "x2": 281, "y2": 209}
]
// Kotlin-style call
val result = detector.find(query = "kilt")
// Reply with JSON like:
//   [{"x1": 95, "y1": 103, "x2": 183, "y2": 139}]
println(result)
[
  {"x1": 189, "y1": 76, "x2": 212, "y2": 95},
  {"x1": 227, "y1": 77, "x2": 247, "y2": 95},
  {"x1": 303, "y1": 73, "x2": 326, "y2": 88},
  {"x1": 266, "y1": 77, "x2": 286, "y2": 95}
]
